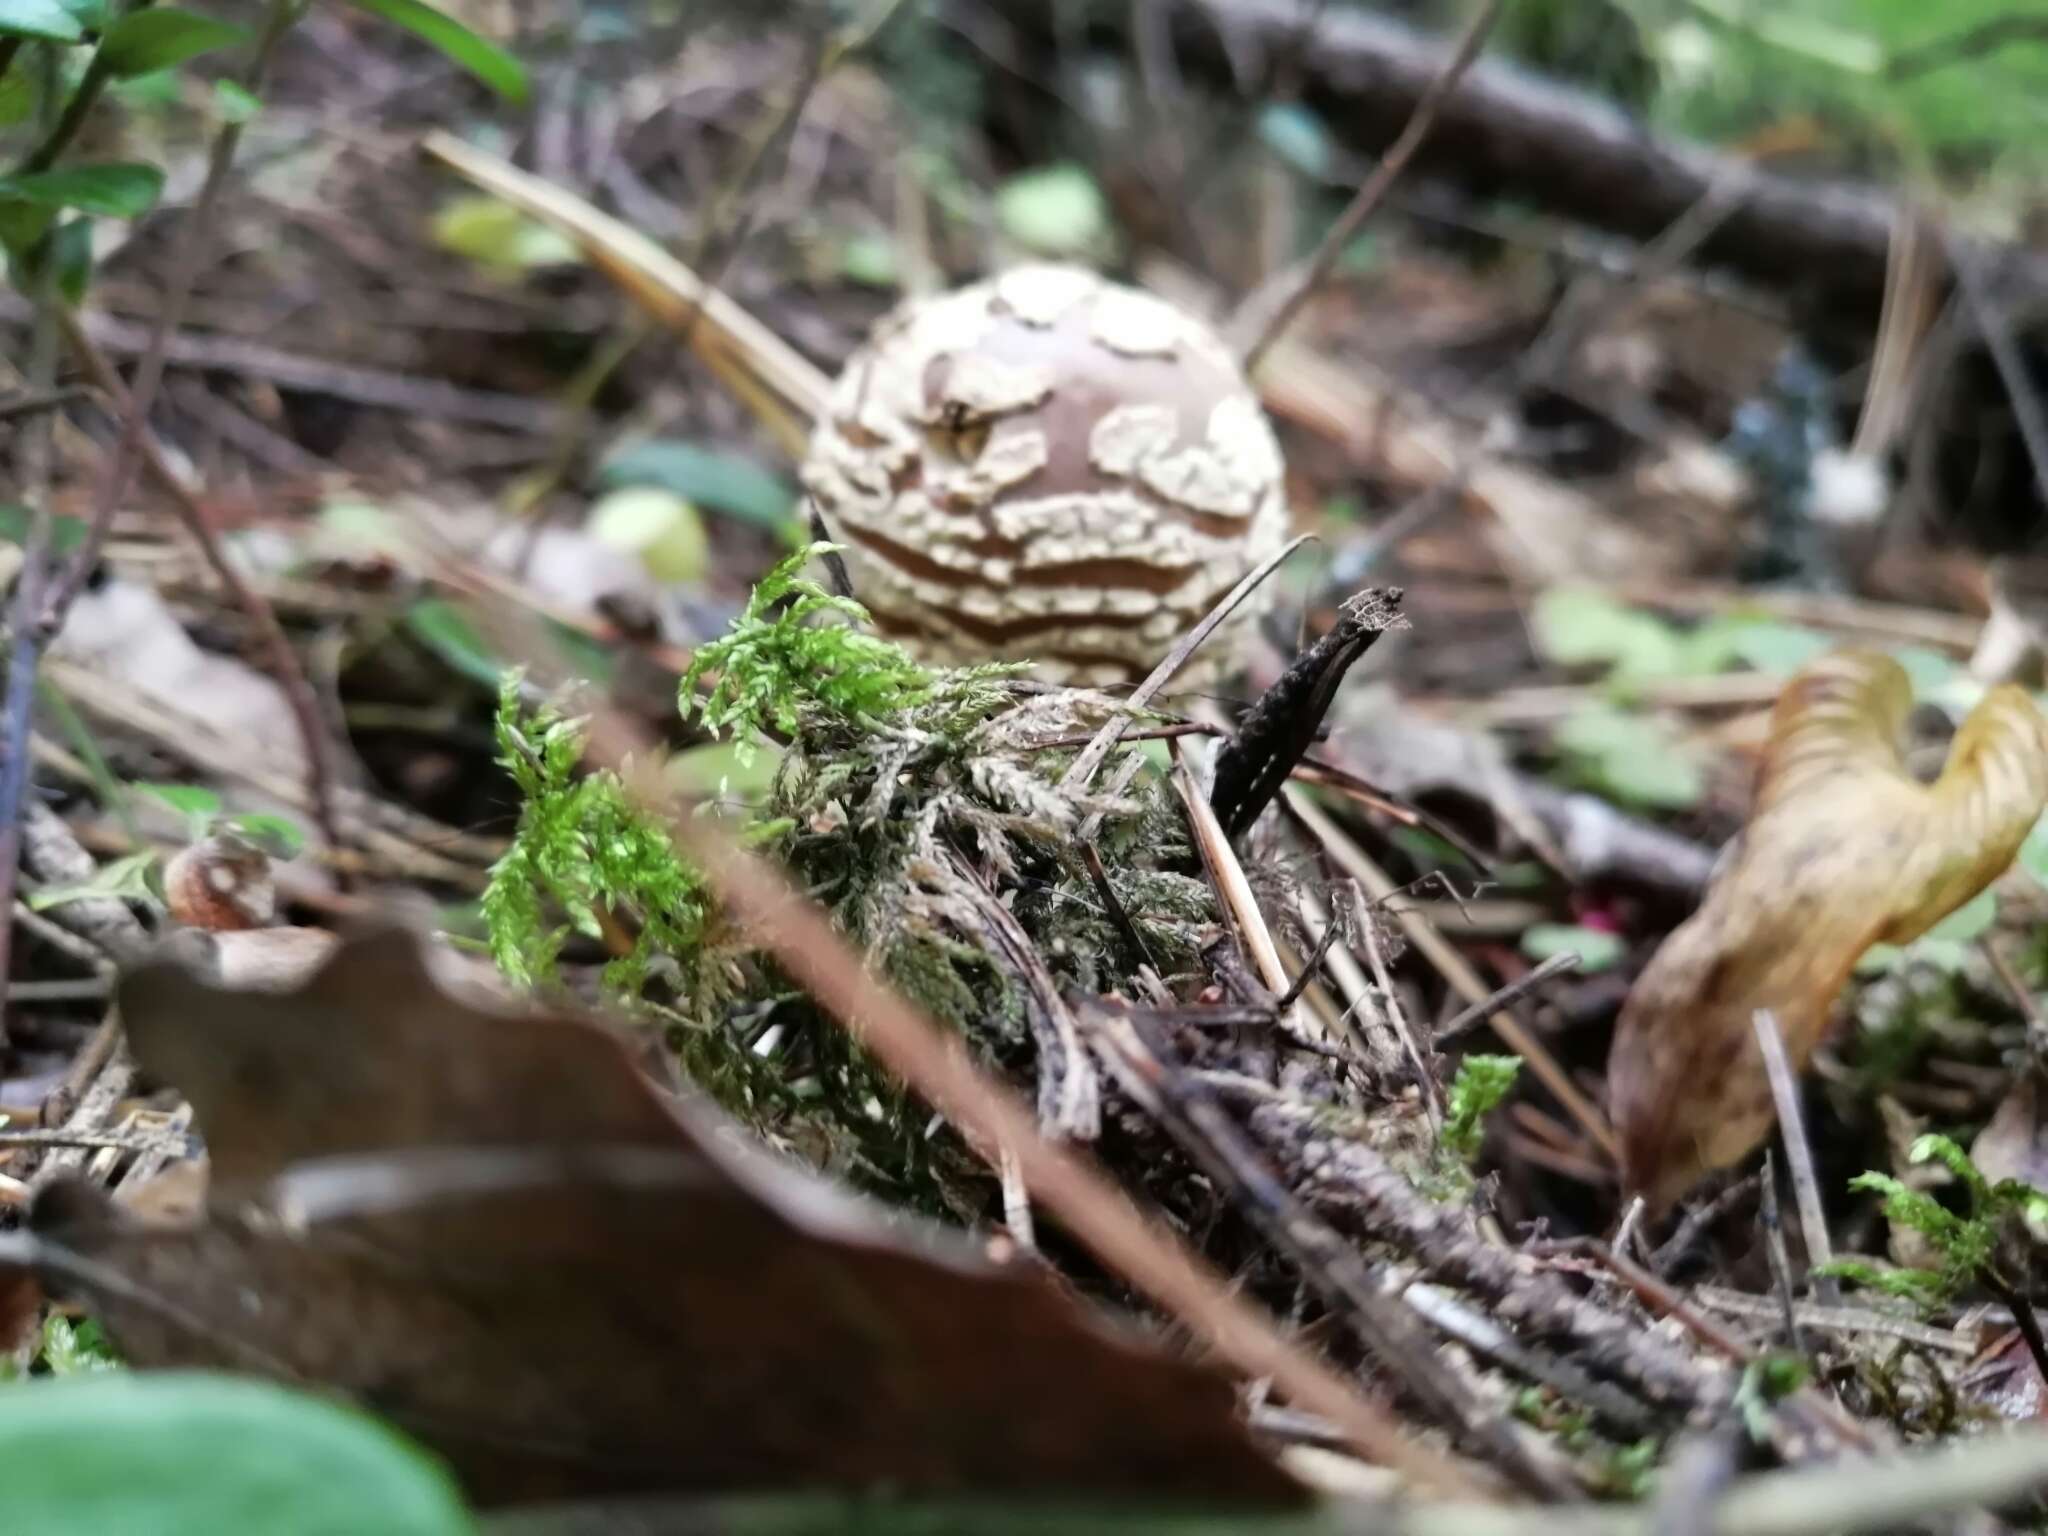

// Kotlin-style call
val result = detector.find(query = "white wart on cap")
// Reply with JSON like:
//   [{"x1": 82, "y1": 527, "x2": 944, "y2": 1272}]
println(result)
[{"x1": 800, "y1": 265, "x2": 1289, "y2": 686}]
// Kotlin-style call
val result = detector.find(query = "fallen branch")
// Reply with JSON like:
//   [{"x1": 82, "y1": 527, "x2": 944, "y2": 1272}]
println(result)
[{"x1": 995, "y1": 0, "x2": 2048, "y2": 324}]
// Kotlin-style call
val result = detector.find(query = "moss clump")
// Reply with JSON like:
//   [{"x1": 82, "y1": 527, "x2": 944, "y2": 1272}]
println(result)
[{"x1": 479, "y1": 544, "x2": 1218, "y2": 1208}]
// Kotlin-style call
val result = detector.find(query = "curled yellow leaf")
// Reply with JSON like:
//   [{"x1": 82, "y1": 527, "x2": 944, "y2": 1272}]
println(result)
[{"x1": 1608, "y1": 649, "x2": 2048, "y2": 1212}]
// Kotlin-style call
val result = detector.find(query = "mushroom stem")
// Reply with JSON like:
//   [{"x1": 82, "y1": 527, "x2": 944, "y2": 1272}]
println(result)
[{"x1": 418, "y1": 132, "x2": 830, "y2": 456}]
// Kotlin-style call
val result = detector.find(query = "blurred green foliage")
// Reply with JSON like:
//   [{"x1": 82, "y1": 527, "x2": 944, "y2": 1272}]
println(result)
[{"x1": 1496, "y1": 0, "x2": 2048, "y2": 183}]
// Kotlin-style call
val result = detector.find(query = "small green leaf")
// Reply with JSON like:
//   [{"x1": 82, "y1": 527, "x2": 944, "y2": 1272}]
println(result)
[
  {"x1": 0, "y1": 504, "x2": 87, "y2": 554},
  {"x1": 211, "y1": 78, "x2": 260, "y2": 124},
  {"x1": 97, "y1": 8, "x2": 244, "y2": 76},
  {"x1": 0, "y1": 67, "x2": 39, "y2": 127},
  {"x1": 1258, "y1": 101, "x2": 1335, "y2": 181},
  {"x1": 27, "y1": 849, "x2": 157, "y2": 910},
  {"x1": 343, "y1": 0, "x2": 526, "y2": 102},
  {"x1": 225, "y1": 811, "x2": 304, "y2": 859},
  {"x1": 0, "y1": 162, "x2": 163, "y2": 217},
  {"x1": 586, "y1": 485, "x2": 708, "y2": 584},
  {"x1": 406, "y1": 597, "x2": 505, "y2": 688},
  {"x1": 1724, "y1": 619, "x2": 1833, "y2": 677},
  {"x1": 1521, "y1": 922, "x2": 1625, "y2": 972},
  {"x1": 598, "y1": 439, "x2": 794, "y2": 529},
  {"x1": 1553, "y1": 705, "x2": 1705, "y2": 809},
  {"x1": 1442, "y1": 1053, "x2": 1522, "y2": 1161},
  {"x1": 837, "y1": 230, "x2": 897, "y2": 289},
  {"x1": 134, "y1": 782, "x2": 222, "y2": 822},
  {"x1": 0, "y1": 198, "x2": 52, "y2": 255},
  {"x1": 0, "y1": 0, "x2": 83, "y2": 43},
  {"x1": 38, "y1": 1316, "x2": 118, "y2": 1376},
  {"x1": 1531, "y1": 587, "x2": 1692, "y2": 685},
  {"x1": 430, "y1": 193, "x2": 578, "y2": 272},
  {"x1": 995, "y1": 162, "x2": 1108, "y2": 257},
  {"x1": 50, "y1": 215, "x2": 89, "y2": 303},
  {"x1": 0, "y1": 1371, "x2": 474, "y2": 1535}
]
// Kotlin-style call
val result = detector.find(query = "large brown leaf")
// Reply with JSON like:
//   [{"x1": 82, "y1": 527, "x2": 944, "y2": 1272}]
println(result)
[
  {"x1": 1608, "y1": 650, "x2": 2048, "y2": 1211},
  {"x1": 15, "y1": 929, "x2": 1304, "y2": 1510}
]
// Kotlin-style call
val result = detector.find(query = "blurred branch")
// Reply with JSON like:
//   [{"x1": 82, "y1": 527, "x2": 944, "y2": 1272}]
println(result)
[
  {"x1": 998, "y1": 0, "x2": 2048, "y2": 324},
  {"x1": 1887, "y1": 16, "x2": 2048, "y2": 80}
]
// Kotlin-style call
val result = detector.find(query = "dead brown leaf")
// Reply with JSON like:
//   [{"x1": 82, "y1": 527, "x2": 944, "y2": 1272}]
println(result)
[
  {"x1": 14, "y1": 928, "x2": 1304, "y2": 1510},
  {"x1": 1608, "y1": 650, "x2": 2048, "y2": 1211}
]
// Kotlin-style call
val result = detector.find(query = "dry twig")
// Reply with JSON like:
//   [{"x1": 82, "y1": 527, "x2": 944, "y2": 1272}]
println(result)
[{"x1": 1235, "y1": 0, "x2": 1502, "y2": 370}]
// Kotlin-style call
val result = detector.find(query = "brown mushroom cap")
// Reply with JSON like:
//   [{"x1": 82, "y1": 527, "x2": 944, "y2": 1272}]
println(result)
[{"x1": 800, "y1": 265, "x2": 1289, "y2": 685}]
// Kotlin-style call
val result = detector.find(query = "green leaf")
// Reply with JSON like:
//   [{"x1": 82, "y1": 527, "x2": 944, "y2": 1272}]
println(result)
[
  {"x1": 837, "y1": 229, "x2": 898, "y2": 289},
  {"x1": 0, "y1": 504, "x2": 87, "y2": 554},
  {"x1": 0, "y1": 1371, "x2": 474, "y2": 1535},
  {"x1": 406, "y1": 597, "x2": 505, "y2": 688},
  {"x1": 1532, "y1": 587, "x2": 1687, "y2": 683},
  {"x1": 97, "y1": 7, "x2": 244, "y2": 76},
  {"x1": 342, "y1": 0, "x2": 526, "y2": 103},
  {"x1": 586, "y1": 485, "x2": 708, "y2": 584},
  {"x1": 1257, "y1": 101, "x2": 1335, "y2": 181},
  {"x1": 211, "y1": 77, "x2": 259, "y2": 124},
  {"x1": 430, "y1": 193, "x2": 578, "y2": 272},
  {"x1": 134, "y1": 782, "x2": 222, "y2": 822},
  {"x1": 599, "y1": 439, "x2": 794, "y2": 530},
  {"x1": 50, "y1": 215, "x2": 89, "y2": 303},
  {"x1": 38, "y1": 1315, "x2": 118, "y2": 1375},
  {"x1": 1723, "y1": 618, "x2": 1833, "y2": 677},
  {"x1": 0, "y1": 198, "x2": 51, "y2": 255},
  {"x1": 225, "y1": 811, "x2": 305, "y2": 859},
  {"x1": 1521, "y1": 922, "x2": 1625, "y2": 972},
  {"x1": 0, "y1": 0, "x2": 83, "y2": 42},
  {"x1": 0, "y1": 66, "x2": 39, "y2": 126},
  {"x1": 27, "y1": 849, "x2": 157, "y2": 910},
  {"x1": 0, "y1": 161, "x2": 162, "y2": 217},
  {"x1": 1442, "y1": 1053, "x2": 1521, "y2": 1161},
  {"x1": 1553, "y1": 705, "x2": 1704, "y2": 809},
  {"x1": 995, "y1": 162, "x2": 1108, "y2": 257}
]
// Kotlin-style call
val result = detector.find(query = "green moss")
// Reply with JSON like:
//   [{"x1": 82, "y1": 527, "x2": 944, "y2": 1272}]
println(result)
[{"x1": 477, "y1": 545, "x2": 1214, "y2": 1212}]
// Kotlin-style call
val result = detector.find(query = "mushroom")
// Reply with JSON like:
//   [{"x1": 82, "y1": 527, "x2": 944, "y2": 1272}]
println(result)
[
  {"x1": 800, "y1": 265, "x2": 1290, "y2": 686},
  {"x1": 415, "y1": 144, "x2": 1293, "y2": 685}
]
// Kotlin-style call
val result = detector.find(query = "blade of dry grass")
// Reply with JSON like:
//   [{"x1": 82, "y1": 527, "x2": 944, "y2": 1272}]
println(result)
[{"x1": 419, "y1": 131, "x2": 831, "y2": 454}]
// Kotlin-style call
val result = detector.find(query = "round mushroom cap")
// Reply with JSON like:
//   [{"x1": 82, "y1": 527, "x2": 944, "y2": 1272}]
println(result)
[{"x1": 800, "y1": 264, "x2": 1289, "y2": 686}]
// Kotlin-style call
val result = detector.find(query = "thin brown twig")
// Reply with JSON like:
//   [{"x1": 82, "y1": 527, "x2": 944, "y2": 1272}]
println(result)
[
  {"x1": 0, "y1": 385, "x2": 91, "y2": 421},
  {"x1": 1084, "y1": 1000, "x2": 1549, "y2": 1495},
  {"x1": 1237, "y1": 0, "x2": 1502, "y2": 371},
  {"x1": 1352, "y1": 882, "x2": 1443, "y2": 1132},
  {"x1": 1434, "y1": 952, "x2": 1578, "y2": 1045},
  {"x1": 1941, "y1": 229, "x2": 2048, "y2": 521},
  {"x1": 40, "y1": 0, "x2": 301, "y2": 631},
  {"x1": 1752, "y1": 1009, "x2": 1839, "y2": 1305},
  {"x1": 1287, "y1": 786, "x2": 1620, "y2": 1161},
  {"x1": 49, "y1": 310, "x2": 342, "y2": 854},
  {"x1": 1060, "y1": 533, "x2": 1313, "y2": 796},
  {"x1": 1982, "y1": 937, "x2": 2048, "y2": 1065}
]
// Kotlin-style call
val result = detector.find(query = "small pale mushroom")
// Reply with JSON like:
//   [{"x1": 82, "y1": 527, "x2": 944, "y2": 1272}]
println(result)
[{"x1": 800, "y1": 264, "x2": 1291, "y2": 686}]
